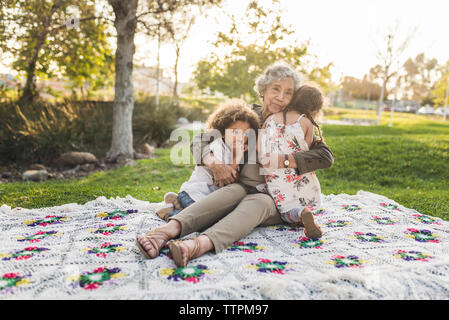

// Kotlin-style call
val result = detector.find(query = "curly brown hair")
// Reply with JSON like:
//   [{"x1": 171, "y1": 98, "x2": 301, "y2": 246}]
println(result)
[{"x1": 206, "y1": 99, "x2": 260, "y2": 135}]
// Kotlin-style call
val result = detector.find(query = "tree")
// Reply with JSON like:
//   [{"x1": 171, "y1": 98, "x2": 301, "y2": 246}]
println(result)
[
  {"x1": 192, "y1": 0, "x2": 334, "y2": 101},
  {"x1": 374, "y1": 24, "x2": 416, "y2": 124},
  {"x1": 432, "y1": 60, "x2": 449, "y2": 107},
  {"x1": 0, "y1": 0, "x2": 114, "y2": 103},
  {"x1": 166, "y1": 12, "x2": 197, "y2": 104},
  {"x1": 105, "y1": 0, "x2": 221, "y2": 162},
  {"x1": 341, "y1": 75, "x2": 381, "y2": 101},
  {"x1": 402, "y1": 53, "x2": 439, "y2": 105}
]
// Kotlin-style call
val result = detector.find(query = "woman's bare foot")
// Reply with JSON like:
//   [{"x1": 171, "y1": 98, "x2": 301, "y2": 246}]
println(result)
[{"x1": 300, "y1": 207, "x2": 322, "y2": 239}]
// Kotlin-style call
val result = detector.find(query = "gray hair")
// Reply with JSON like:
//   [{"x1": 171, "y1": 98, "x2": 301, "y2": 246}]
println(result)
[{"x1": 253, "y1": 62, "x2": 301, "y2": 97}]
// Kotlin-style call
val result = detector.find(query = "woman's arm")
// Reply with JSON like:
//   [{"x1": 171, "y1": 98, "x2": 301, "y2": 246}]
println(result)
[
  {"x1": 279, "y1": 138, "x2": 334, "y2": 174},
  {"x1": 191, "y1": 132, "x2": 238, "y2": 187}
]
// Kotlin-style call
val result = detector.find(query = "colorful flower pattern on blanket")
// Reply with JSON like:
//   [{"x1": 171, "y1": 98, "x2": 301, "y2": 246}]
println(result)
[
  {"x1": 83, "y1": 242, "x2": 126, "y2": 258},
  {"x1": 96, "y1": 209, "x2": 138, "y2": 221},
  {"x1": 246, "y1": 258, "x2": 294, "y2": 275},
  {"x1": 161, "y1": 265, "x2": 215, "y2": 283},
  {"x1": 328, "y1": 255, "x2": 366, "y2": 268},
  {"x1": 24, "y1": 215, "x2": 69, "y2": 227},
  {"x1": 15, "y1": 230, "x2": 61, "y2": 243},
  {"x1": 350, "y1": 232, "x2": 385, "y2": 243},
  {"x1": 1, "y1": 191, "x2": 449, "y2": 299},
  {"x1": 292, "y1": 237, "x2": 325, "y2": 249},
  {"x1": 67, "y1": 267, "x2": 126, "y2": 290},
  {"x1": 404, "y1": 228, "x2": 440, "y2": 243},
  {"x1": 393, "y1": 250, "x2": 433, "y2": 262},
  {"x1": 227, "y1": 242, "x2": 265, "y2": 253},
  {"x1": 1, "y1": 273, "x2": 33, "y2": 294},
  {"x1": 1, "y1": 247, "x2": 49, "y2": 261},
  {"x1": 89, "y1": 223, "x2": 128, "y2": 236}
]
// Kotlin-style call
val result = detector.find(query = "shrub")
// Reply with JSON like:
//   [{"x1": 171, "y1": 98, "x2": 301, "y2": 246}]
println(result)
[{"x1": 0, "y1": 97, "x2": 185, "y2": 166}]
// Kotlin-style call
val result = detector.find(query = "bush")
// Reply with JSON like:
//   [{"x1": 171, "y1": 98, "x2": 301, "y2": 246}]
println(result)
[{"x1": 0, "y1": 97, "x2": 185, "y2": 166}]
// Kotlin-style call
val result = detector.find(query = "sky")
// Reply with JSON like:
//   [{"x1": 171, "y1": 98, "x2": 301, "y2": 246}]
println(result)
[
  {"x1": 2, "y1": 0, "x2": 449, "y2": 84},
  {"x1": 135, "y1": 0, "x2": 449, "y2": 83}
]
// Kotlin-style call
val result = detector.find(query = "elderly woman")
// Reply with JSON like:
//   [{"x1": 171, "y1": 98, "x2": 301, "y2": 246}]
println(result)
[{"x1": 137, "y1": 62, "x2": 334, "y2": 267}]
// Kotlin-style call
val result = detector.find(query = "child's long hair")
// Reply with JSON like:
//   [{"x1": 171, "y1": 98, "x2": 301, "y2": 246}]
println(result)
[{"x1": 282, "y1": 84, "x2": 324, "y2": 146}]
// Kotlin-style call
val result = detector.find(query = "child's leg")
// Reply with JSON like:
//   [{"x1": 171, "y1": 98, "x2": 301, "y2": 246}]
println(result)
[
  {"x1": 178, "y1": 191, "x2": 196, "y2": 208},
  {"x1": 168, "y1": 191, "x2": 196, "y2": 219},
  {"x1": 281, "y1": 207, "x2": 322, "y2": 238},
  {"x1": 280, "y1": 207, "x2": 304, "y2": 225},
  {"x1": 157, "y1": 191, "x2": 189, "y2": 221},
  {"x1": 164, "y1": 192, "x2": 182, "y2": 210}
]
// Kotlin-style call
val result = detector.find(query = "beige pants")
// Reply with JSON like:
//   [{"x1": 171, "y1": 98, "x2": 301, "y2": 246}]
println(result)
[{"x1": 169, "y1": 183, "x2": 283, "y2": 253}]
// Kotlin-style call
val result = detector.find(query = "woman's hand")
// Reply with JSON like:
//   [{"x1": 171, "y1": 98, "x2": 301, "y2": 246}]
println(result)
[
  {"x1": 210, "y1": 163, "x2": 239, "y2": 187},
  {"x1": 203, "y1": 152, "x2": 238, "y2": 187}
]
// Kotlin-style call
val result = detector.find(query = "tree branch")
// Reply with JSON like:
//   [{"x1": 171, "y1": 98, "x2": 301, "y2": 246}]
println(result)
[{"x1": 48, "y1": 16, "x2": 114, "y2": 35}]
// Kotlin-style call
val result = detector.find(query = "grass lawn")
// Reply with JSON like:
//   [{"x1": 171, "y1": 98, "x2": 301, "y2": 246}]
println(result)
[{"x1": 1, "y1": 107, "x2": 448, "y2": 221}]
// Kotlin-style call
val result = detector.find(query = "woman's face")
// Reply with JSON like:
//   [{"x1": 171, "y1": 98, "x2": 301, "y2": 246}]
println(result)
[{"x1": 262, "y1": 77, "x2": 295, "y2": 114}]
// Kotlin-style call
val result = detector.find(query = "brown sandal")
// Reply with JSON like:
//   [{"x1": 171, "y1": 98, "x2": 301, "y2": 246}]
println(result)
[
  {"x1": 168, "y1": 238, "x2": 201, "y2": 268},
  {"x1": 300, "y1": 208, "x2": 322, "y2": 239},
  {"x1": 136, "y1": 230, "x2": 171, "y2": 259}
]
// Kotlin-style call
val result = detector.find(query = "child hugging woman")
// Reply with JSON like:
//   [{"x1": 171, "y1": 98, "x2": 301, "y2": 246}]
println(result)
[
  {"x1": 259, "y1": 84, "x2": 325, "y2": 239},
  {"x1": 154, "y1": 98, "x2": 260, "y2": 222}
]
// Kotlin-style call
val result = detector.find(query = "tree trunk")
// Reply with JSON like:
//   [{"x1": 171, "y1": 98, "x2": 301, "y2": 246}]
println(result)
[
  {"x1": 106, "y1": 0, "x2": 138, "y2": 162},
  {"x1": 19, "y1": 30, "x2": 50, "y2": 103},
  {"x1": 20, "y1": 56, "x2": 39, "y2": 103},
  {"x1": 173, "y1": 45, "x2": 180, "y2": 105}
]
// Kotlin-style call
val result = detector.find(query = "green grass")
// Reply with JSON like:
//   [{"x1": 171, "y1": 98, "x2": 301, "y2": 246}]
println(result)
[
  {"x1": 0, "y1": 149, "x2": 195, "y2": 209},
  {"x1": 1, "y1": 108, "x2": 448, "y2": 221}
]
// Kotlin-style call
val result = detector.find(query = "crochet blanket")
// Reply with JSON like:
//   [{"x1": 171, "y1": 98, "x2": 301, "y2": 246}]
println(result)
[{"x1": 1, "y1": 190, "x2": 449, "y2": 300}]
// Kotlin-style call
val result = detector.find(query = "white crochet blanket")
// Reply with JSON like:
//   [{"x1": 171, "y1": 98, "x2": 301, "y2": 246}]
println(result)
[{"x1": 1, "y1": 190, "x2": 449, "y2": 300}]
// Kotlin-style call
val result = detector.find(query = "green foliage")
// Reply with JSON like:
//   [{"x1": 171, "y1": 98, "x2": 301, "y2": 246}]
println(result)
[
  {"x1": 192, "y1": 1, "x2": 335, "y2": 101},
  {"x1": 0, "y1": 97, "x2": 191, "y2": 165},
  {"x1": 432, "y1": 61, "x2": 449, "y2": 107},
  {"x1": 0, "y1": 0, "x2": 114, "y2": 101},
  {"x1": 402, "y1": 53, "x2": 439, "y2": 104},
  {"x1": 178, "y1": 96, "x2": 225, "y2": 121}
]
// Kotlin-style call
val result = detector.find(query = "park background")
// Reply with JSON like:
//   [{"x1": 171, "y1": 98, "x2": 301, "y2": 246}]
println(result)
[{"x1": 0, "y1": 0, "x2": 448, "y2": 221}]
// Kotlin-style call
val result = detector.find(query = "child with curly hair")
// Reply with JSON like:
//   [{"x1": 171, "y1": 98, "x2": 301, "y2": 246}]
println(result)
[
  {"x1": 155, "y1": 99, "x2": 260, "y2": 221},
  {"x1": 259, "y1": 84, "x2": 325, "y2": 238}
]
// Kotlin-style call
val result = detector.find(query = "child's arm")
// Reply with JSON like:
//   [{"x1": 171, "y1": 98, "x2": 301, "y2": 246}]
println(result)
[
  {"x1": 299, "y1": 116, "x2": 314, "y2": 149},
  {"x1": 257, "y1": 119, "x2": 271, "y2": 168}
]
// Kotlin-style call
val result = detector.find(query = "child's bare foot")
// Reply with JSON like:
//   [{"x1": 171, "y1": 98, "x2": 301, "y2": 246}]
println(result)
[
  {"x1": 300, "y1": 207, "x2": 322, "y2": 239},
  {"x1": 156, "y1": 204, "x2": 174, "y2": 221},
  {"x1": 164, "y1": 192, "x2": 182, "y2": 210}
]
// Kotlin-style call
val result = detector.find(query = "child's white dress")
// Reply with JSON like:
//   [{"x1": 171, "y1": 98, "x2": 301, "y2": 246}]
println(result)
[{"x1": 260, "y1": 114, "x2": 321, "y2": 223}]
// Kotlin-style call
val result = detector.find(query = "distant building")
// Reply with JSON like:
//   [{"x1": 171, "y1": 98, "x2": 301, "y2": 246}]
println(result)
[
  {"x1": 0, "y1": 73, "x2": 19, "y2": 88},
  {"x1": 133, "y1": 65, "x2": 186, "y2": 95}
]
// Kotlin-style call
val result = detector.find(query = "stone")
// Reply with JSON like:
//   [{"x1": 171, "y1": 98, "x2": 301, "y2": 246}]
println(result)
[
  {"x1": 52, "y1": 152, "x2": 98, "y2": 168},
  {"x1": 22, "y1": 169, "x2": 48, "y2": 182},
  {"x1": 28, "y1": 164, "x2": 46, "y2": 171},
  {"x1": 123, "y1": 159, "x2": 136, "y2": 167},
  {"x1": 2, "y1": 172, "x2": 12, "y2": 179},
  {"x1": 142, "y1": 143, "x2": 154, "y2": 156},
  {"x1": 80, "y1": 163, "x2": 96, "y2": 172}
]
